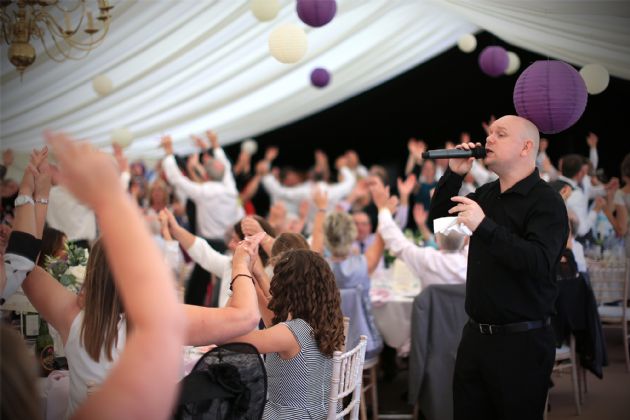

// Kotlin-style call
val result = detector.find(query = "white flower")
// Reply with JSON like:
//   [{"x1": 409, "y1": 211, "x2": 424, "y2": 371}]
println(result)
[{"x1": 65, "y1": 265, "x2": 87, "y2": 284}]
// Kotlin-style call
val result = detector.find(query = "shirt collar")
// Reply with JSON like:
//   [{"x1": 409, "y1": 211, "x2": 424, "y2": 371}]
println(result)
[
  {"x1": 557, "y1": 175, "x2": 578, "y2": 189},
  {"x1": 502, "y1": 168, "x2": 542, "y2": 196}
]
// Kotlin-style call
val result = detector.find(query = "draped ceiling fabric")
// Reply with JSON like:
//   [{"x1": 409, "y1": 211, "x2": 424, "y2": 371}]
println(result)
[{"x1": 1, "y1": 0, "x2": 629, "y2": 161}]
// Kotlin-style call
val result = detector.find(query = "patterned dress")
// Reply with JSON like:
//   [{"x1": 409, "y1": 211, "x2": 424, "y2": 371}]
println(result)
[{"x1": 263, "y1": 319, "x2": 333, "y2": 419}]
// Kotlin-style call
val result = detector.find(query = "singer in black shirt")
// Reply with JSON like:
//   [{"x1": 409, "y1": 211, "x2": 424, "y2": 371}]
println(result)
[{"x1": 428, "y1": 115, "x2": 568, "y2": 420}]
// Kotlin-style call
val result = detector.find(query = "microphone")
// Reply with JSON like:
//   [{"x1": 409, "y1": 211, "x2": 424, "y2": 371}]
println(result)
[{"x1": 421, "y1": 148, "x2": 487, "y2": 160}]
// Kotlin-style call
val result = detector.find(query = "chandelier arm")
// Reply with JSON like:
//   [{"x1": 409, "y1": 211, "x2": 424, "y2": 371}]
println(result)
[
  {"x1": 51, "y1": 0, "x2": 84, "y2": 15},
  {"x1": 63, "y1": 25, "x2": 109, "y2": 49},
  {"x1": 34, "y1": 12, "x2": 65, "y2": 38},
  {"x1": 40, "y1": 30, "x2": 92, "y2": 61}
]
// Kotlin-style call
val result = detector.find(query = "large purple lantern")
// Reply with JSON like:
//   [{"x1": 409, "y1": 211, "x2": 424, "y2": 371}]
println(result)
[
  {"x1": 513, "y1": 60, "x2": 588, "y2": 134},
  {"x1": 297, "y1": 0, "x2": 337, "y2": 28},
  {"x1": 310, "y1": 67, "x2": 330, "y2": 88},
  {"x1": 478, "y1": 46, "x2": 509, "y2": 77}
]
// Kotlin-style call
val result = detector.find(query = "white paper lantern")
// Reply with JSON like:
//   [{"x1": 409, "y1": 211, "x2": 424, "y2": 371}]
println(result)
[
  {"x1": 92, "y1": 74, "x2": 113, "y2": 96},
  {"x1": 268, "y1": 24, "x2": 308, "y2": 64},
  {"x1": 250, "y1": 0, "x2": 280, "y2": 21},
  {"x1": 241, "y1": 139, "x2": 258, "y2": 155},
  {"x1": 505, "y1": 51, "x2": 520, "y2": 75},
  {"x1": 111, "y1": 128, "x2": 133, "y2": 148},
  {"x1": 580, "y1": 64, "x2": 610, "y2": 95},
  {"x1": 457, "y1": 34, "x2": 477, "y2": 53}
]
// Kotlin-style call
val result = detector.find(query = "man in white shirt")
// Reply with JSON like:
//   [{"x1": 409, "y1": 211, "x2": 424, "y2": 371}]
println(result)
[
  {"x1": 370, "y1": 181, "x2": 467, "y2": 287},
  {"x1": 260, "y1": 150, "x2": 356, "y2": 232},
  {"x1": 161, "y1": 133, "x2": 244, "y2": 306}
]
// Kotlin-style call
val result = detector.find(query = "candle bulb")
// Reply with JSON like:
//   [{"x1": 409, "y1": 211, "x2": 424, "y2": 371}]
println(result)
[
  {"x1": 64, "y1": 12, "x2": 71, "y2": 33},
  {"x1": 87, "y1": 11, "x2": 95, "y2": 30}
]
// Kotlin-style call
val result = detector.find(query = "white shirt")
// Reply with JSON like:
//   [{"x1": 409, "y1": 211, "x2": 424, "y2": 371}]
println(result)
[
  {"x1": 377, "y1": 209, "x2": 467, "y2": 287},
  {"x1": 186, "y1": 237, "x2": 232, "y2": 308},
  {"x1": 558, "y1": 175, "x2": 597, "y2": 237},
  {"x1": 64, "y1": 311, "x2": 126, "y2": 419},
  {"x1": 162, "y1": 150, "x2": 244, "y2": 239},
  {"x1": 261, "y1": 166, "x2": 356, "y2": 217},
  {"x1": 46, "y1": 186, "x2": 97, "y2": 241},
  {"x1": 571, "y1": 238, "x2": 587, "y2": 273}
]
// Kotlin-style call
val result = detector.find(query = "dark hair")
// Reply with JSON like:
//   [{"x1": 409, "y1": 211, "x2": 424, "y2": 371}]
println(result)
[
  {"x1": 560, "y1": 154, "x2": 585, "y2": 179},
  {"x1": 234, "y1": 216, "x2": 276, "y2": 266},
  {"x1": 269, "y1": 250, "x2": 344, "y2": 357},
  {"x1": 38, "y1": 226, "x2": 66, "y2": 268},
  {"x1": 270, "y1": 232, "x2": 310, "y2": 263}
]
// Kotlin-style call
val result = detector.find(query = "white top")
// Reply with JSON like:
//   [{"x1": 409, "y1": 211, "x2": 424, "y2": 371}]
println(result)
[
  {"x1": 558, "y1": 175, "x2": 597, "y2": 237},
  {"x1": 378, "y1": 209, "x2": 467, "y2": 287},
  {"x1": 46, "y1": 186, "x2": 97, "y2": 241},
  {"x1": 571, "y1": 238, "x2": 587, "y2": 273},
  {"x1": 186, "y1": 237, "x2": 232, "y2": 307},
  {"x1": 64, "y1": 311, "x2": 127, "y2": 419},
  {"x1": 261, "y1": 167, "x2": 356, "y2": 217},
  {"x1": 162, "y1": 150, "x2": 244, "y2": 239}
]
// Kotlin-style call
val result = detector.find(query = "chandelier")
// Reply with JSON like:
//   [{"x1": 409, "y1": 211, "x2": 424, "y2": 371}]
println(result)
[{"x1": 0, "y1": 0, "x2": 114, "y2": 75}]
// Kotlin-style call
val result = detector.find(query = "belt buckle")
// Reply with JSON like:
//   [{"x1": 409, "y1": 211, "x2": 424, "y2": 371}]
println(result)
[{"x1": 478, "y1": 323, "x2": 494, "y2": 335}]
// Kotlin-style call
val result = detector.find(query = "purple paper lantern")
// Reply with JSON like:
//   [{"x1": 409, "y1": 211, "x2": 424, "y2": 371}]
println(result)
[
  {"x1": 513, "y1": 60, "x2": 588, "y2": 134},
  {"x1": 310, "y1": 67, "x2": 330, "y2": 88},
  {"x1": 478, "y1": 46, "x2": 509, "y2": 77},
  {"x1": 297, "y1": 0, "x2": 337, "y2": 28}
]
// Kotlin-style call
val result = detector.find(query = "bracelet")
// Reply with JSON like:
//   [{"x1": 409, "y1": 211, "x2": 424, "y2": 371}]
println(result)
[
  {"x1": 229, "y1": 274, "x2": 254, "y2": 291},
  {"x1": 35, "y1": 197, "x2": 49, "y2": 205}
]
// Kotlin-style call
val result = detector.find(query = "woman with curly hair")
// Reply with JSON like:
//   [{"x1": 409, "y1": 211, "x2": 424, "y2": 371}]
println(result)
[{"x1": 228, "y1": 249, "x2": 345, "y2": 419}]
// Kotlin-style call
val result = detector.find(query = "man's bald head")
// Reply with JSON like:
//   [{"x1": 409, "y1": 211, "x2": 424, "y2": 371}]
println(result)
[{"x1": 497, "y1": 115, "x2": 540, "y2": 161}]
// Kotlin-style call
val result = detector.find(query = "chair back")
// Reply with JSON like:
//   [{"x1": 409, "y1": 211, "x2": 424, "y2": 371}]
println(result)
[
  {"x1": 588, "y1": 257, "x2": 629, "y2": 308},
  {"x1": 327, "y1": 335, "x2": 367, "y2": 420},
  {"x1": 343, "y1": 316, "x2": 350, "y2": 351}
]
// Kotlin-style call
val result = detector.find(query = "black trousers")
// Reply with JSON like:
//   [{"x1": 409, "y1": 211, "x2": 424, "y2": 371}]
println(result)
[
  {"x1": 184, "y1": 237, "x2": 226, "y2": 307},
  {"x1": 453, "y1": 323, "x2": 555, "y2": 420}
]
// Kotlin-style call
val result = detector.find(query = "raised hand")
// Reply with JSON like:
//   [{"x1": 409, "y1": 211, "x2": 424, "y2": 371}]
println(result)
[
  {"x1": 397, "y1": 174, "x2": 416, "y2": 199},
  {"x1": 586, "y1": 132, "x2": 598, "y2": 149},
  {"x1": 45, "y1": 131, "x2": 121, "y2": 211},
  {"x1": 481, "y1": 115, "x2": 496, "y2": 135},
  {"x1": 264, "y1": 146, "x2": 279, "y2": 162},
  {"x1": 413, "y1": 203, "x2": 428, "y2": 227},
  {"x1": 241, "y1": 216, "x2": 264, "y2": 237},
  {"x1": 313, "y1": 186, "x2": 328, "y2": 210},
  {"x1": 191, "y1": 134, "x2": 207, "y2": 150},
  {"x1": 367, "y1": 176, "x2": 390, "y2": 210},
  {"x1": 233, "y1": 231, "x2": 266, "y2": 271},
  {"x1": 255, "y1": 159, "x2": 270, "y2": 176},
  {"x1": 206, "y1": 130, "x2": 219, "y2": 149},
  {"x1": 385, "y1": 195, "x2": 400, "y2": 215}
]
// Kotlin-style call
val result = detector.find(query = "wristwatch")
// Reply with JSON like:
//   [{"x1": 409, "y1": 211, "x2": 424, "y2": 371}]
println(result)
[
  {"x1": 14, "y1": 195, "x2": 34, "y2": 207},
  {"x1": 35, "y1": 197, "x2": 49, "y2": 205}
]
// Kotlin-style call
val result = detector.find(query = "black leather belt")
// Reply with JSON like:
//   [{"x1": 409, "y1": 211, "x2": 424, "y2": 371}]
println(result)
[{"x1": 468, "y1": 318, "x2": 550, "y2": 335}]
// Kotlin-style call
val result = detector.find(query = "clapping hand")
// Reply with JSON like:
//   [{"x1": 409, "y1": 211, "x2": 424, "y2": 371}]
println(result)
[{"x1": 233, "y1": 231, "x2": 266, "y2": 271}]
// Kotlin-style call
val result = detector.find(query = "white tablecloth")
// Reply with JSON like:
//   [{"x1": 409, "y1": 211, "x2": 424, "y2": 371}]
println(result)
[{"x1": 370, "y1": 260, "x2": 422, "y2": 356}]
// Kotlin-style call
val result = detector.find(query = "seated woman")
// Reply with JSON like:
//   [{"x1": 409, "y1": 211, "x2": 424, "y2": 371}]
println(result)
[
  {"x1": 20, "y1": 139, "x2": 261, "y2": 419},
  {"x1": 226, "y1": 249, "x2": 345, "y2": 419},
  {"x1": 317, "y1": 209, "x2": 384, "y2": 360},
  {"x1": 159, "y1": 209, "x2": 275, "y2": 307}
]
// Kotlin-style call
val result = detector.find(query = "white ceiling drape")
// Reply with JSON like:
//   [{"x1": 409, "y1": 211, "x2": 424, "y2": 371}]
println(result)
[
  {"x1": 0, "y1": 0, "x2": 476, "y2": 159},
  {"x1": 1, "y1": 0, "x2": 628, "y2": 160}
]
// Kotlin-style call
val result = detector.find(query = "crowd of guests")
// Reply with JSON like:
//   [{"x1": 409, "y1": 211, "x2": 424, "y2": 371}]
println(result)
[{"x1": 0, "y1": 117, "x2": 625, "y2": 419}]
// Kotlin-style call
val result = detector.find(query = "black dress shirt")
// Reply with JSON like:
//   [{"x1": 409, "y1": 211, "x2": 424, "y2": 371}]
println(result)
[{"x1": 429, "y1": 168, "x2": 569, "y2": 324}]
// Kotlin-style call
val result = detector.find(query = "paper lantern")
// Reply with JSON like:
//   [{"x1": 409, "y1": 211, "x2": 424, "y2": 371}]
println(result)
[
  {"x1": 505, "y1": 51, "x2": 520, "y2": 75},
  {"x1": 513, "y1": 60, "x2": 588, "y2": 134},
  {"x1": 310, "y1": 67, "x2": 330, "y2": 88},
  {"x1": 457, "y1": 34, "x2": 476, "y2": 53},
  {"x1": 580, "y1": 64, "x2": 609, "y2": 95},
  {"x1": 92, "y1": 74, "x2": 113, "y2": 96},
  {"x1": 111, "y1": 128, "x2": 133, "y2": 148},
  {"x1": 297, "y1": 0, "x2": 337, "y2": 27},
  {"x1": 268, "y1": 24, "x2": 308, "y2": 63},
  {"x1": 241, "y1": 139, "x2": 258, "y2": 155},
  {"x1": 478, "y1": 46, "x2": 509, "y2": 77},
  {"x1": 250, "y1": 0, "x2": 280, "y2": 22}
]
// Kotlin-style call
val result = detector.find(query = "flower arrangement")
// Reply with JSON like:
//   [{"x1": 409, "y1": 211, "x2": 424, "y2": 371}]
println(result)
[{"x1": 44, "y1": 242, "x2": 89, "y2": 294}]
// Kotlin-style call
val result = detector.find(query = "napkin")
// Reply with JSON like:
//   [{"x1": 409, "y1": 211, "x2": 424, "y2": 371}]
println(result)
[{"x1": 433, "y1": 216, "x2": 472, "y2": 236}]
